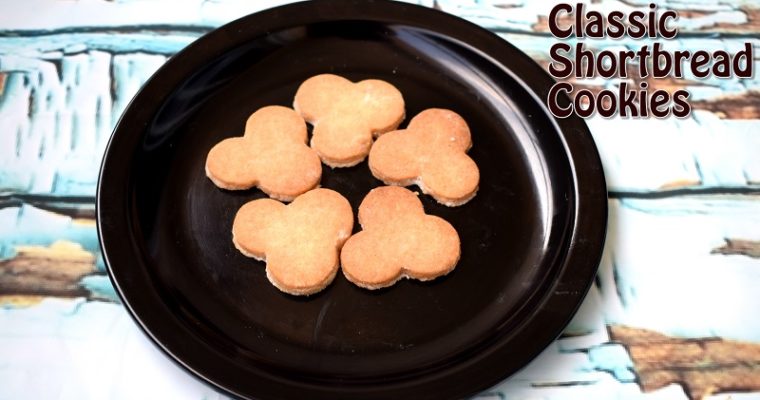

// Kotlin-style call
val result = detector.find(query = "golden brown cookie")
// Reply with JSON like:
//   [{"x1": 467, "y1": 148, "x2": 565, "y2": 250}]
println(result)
[
  {"x1": 340, "y1": 186, "x2": 461, "y2": 290},
  {"x1": 293, "y1": 74, "x2": 405, "y2": 168},
  {"x1": 368, "y1": 108, "x2": 480, "y2": 206},
  {"x1": 205, "y1": 105, "x2": 322, "y2": 202},
  {"x1": 232, "y1": 188, "x2": 354, "y2": 296}
]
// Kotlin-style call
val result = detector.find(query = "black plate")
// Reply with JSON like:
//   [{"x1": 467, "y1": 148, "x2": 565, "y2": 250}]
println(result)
[{"x1": 97, "y1": 1, "x2": 607, "y2": 399}]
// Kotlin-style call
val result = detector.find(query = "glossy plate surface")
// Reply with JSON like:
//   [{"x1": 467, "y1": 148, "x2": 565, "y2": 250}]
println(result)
[{"x1": 97, "y1": 1, "x2": 607, "y2": 399}]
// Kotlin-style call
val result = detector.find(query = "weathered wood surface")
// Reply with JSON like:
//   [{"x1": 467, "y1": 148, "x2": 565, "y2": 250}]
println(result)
[
  {"x1": 2, "y1": 31, "x2": 759, "y2": 197},
  {"x1": 1, "y1": 1, "x2": 759, "y2": 399},
  {"x1": 712, "y1": 238, "x2": 760, "y2": 258},
  {"x1": 0, "y1": 49, "x2": 169, "y2": 197},
  {"x1": 0, "y1": 196, "x2": 758, "y2": 398},
  {"x1": 692, "y1": 91, "x2": 760, "y2": 119},
  {"x1": 1, "y1": 0, "x2": 757, "y2": 34},
  {"x1": 599, "y1": 197, "x2": 760, "y2": 342},
  {"x1": 610, "y1": 325, "x2": 760, "y2": 400},
  {"x1": 0, "y1": 240, "x2": 96, "y2": 297}
]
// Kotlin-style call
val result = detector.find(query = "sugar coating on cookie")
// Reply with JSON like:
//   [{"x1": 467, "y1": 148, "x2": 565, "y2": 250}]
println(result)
[
  {"x1": 368, "y1": 108, "x2": 480, "y2": 207},
  {"x1": 293, "y1": 74, "x2": 405, "y2": 168},
  {"x1": 340, "y1": 186, "x2": 461, "y2": 290},
  {"x1": 205, "y1": 105, "x2": 322, "y2": 202},
  {"x1": 232, "y1": 188, "x2": 354, "y2": 296}
]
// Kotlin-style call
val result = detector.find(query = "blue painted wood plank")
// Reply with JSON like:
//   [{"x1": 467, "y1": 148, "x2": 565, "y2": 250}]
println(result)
[
  {"x1": 0, "y1": 195, "x2": 758, "y2": 398},
  {"x1": 2, "y1": 36, "x2": 760, "y2": 196},
  {"x1": 0, "y1": 50, "x2": 166, "y2": 196}
]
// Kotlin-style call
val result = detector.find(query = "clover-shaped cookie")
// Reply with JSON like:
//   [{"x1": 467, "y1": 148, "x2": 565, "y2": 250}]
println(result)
[
  {"x1": 368, "y1": 108, "x2": 480, "y2": 206},
  {"x1": 340, "y1": 186, "x2": 460, "y2": 289},
  {"x1": 205, "y1": 105, "x2": 322, "y2": 201},
  {"x1": 293, "y1": 74, "x2": 405, "y2": 167},
  {"x1": 232, "y1": 188, "x2": 353, "y2": 296}
]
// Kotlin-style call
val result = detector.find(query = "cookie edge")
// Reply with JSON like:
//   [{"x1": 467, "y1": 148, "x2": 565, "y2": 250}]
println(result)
[
  {"x1": 341, "y1": 251, "x2": 461, "y2": 290},
  {"x1": 374, "y1": 176, "x2": 479, "y2": 207}
]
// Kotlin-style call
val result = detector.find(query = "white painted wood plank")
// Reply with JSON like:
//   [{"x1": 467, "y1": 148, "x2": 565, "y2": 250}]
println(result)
[
  {"x1": 586, "y1": 116, "x2": 703, "y2": 191},
  {"x1": 0, "y1": 298, "x2": 226, "y2": 400},
  {"x1": 2, "y1": 43, "x2": 759, "y2": 196},
  {"x1": 0, "y1": 0, "x2": 432, "y2": 31},
  {"x1": 1, "y1": 7, "x2": 759, "y2": 197},
  {"x1": 586, "y1": 111, "x2": 760, "y2": 191},
  {"x1": 691, "y1": 111, "x2": 760, "y2": 186},
  {"x1": 4, "y1": 196, "x2": 760, "y2": 394},
  {"x1": 0, "y1": 0, "x2": 755, "y2": 33},
  {"x1": 3, "y1": 195, "x2": 760, "y2": 397},
  {"x1": 599, "y1": 197, "x2": 760, "y2": 342},
  {"x1": 0, "y1": 51, "x2": 166, "y2": 195},
  {"x1": 0, "y1": 33, "x2": 200, "y2": 56},
  {"x1": 492, "y1": 381, "x2": 688, "y2": 400}
]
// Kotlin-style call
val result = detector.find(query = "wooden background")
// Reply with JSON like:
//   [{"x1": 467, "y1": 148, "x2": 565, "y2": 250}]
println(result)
[{"x1": 1, "y1": 1, "x2": 759, "y2": 399}]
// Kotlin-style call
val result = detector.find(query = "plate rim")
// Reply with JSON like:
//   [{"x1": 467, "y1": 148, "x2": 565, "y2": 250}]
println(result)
[{"x1": 96, "y1": 1, "x2": 608, "y2": 399}]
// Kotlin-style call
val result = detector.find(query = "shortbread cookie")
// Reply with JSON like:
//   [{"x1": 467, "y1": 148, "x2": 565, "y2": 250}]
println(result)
[
  {"x1": 232, "y1": 188, "x2": 353, "y2": 296},
  {"x1": 205, "y1": 105, "x2": 322, "y2": 202},
  {"x1": 340, "y1": 186, "x2": 461, "y2": 290},
  {"x1": 368, "y1": 108, "x2": 480, "y2": 206},
  {"x1": 293, "y1": 74, "x2": 405, "y2": 167}
]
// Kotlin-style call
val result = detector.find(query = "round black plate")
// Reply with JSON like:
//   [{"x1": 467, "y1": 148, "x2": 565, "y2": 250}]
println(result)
[{"x1": 97, "y1": 1, "x2": 607, "y2": 399}]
